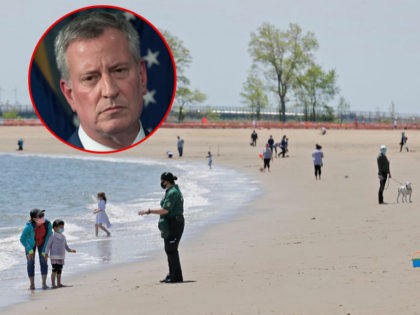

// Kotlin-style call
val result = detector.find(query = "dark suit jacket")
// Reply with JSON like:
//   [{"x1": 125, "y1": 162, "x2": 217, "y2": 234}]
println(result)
[
  {"x1": 66, "y1": 124, "x2": 150, "y2": 150},
  {"x1": 67, "y1": 130, "x2": 84, "y2": 149}
]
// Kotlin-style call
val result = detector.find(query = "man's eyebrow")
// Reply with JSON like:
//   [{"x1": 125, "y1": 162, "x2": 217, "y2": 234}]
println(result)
[
  {"x1": 79, "y1": 70, "x2": 100, "y2": 78},
  {"x1": 109, "y1": 62, "x2": 130, "y2": 70}
]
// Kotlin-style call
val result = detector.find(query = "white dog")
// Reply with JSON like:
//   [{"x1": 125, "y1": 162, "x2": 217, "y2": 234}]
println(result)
[{"x1": 397, "y1": 182, "x2": 412, "y2": 203}]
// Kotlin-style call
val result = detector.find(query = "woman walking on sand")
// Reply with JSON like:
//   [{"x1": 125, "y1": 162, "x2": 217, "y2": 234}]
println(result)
[
  {"x1": 312, "y1": 144, "x2": 324, "y2": 180},
  {"x1": 93, "y1": 192, "x2": 111, "y2": 237}
]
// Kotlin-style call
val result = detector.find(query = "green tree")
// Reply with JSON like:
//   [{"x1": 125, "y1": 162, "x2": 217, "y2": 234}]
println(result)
[
  {"x1": 240, "y1": 67, "x2": 269, "y2": 120},
  {"x1": 336, "y1": 96, "x2": 350, "y2": 123},
  {"x1": 162, "y1": 30, "x2": 206, "y2": 122},
  {"x1": 2, "y1": 111, "x2": 20, "y2": 119},
  {"x1": 175, "y1": 87, "x2": 206, "y2": 122},
  {"x1": 161, "y1": 30, "x2": 192, "y2": 87},
  {"x1": 248, "y1": 23, "x2": 318, "y2": 121},
  {"x1": 295, "y1": 64, "x2": 338, "y2": 121}
]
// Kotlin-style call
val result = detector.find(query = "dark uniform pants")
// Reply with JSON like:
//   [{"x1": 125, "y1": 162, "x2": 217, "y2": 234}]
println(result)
[{"x1": 164, "y1": 216, "x2": 184, "y2": 281}]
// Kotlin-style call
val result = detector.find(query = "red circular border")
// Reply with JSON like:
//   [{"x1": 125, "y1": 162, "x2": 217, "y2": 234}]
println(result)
[{"x1": 28, "y1": 5, "x2": 177, "y2": 154}]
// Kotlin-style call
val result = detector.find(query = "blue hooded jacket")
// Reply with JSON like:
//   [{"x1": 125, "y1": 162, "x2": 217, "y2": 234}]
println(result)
[{"x1": 20, "y1": 219, "x2": 52, "y2": 254}]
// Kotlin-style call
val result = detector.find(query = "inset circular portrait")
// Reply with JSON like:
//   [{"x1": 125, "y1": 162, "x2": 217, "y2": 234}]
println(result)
[{"x1": 29, "y1": 5, "x2": 176, "y2": 153}]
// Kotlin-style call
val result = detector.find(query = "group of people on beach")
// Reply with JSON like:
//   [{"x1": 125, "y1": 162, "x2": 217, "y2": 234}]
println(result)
[
  {"x1": 256, "y1": 131, "x2": 324, "y2": 179},
  {"x1": 255, "y1": 132, "x2": 292, "y2": 173},
  {"x1": 259, "y1": 134, "x2": 288, "y2": 172},
  {"x1": 172, "y1": 135, "x2": 213, "y2": 169},
  {"x1": 253, "y1": 127, "x2": 410, "y2": 203},
  {"x1": 252, "y1": 132, "x2": 289, "y2": 158},
  {"x1": 19, "y1": 192, "x2": 112, "y2": 289},
  {"x1": 20, "y1": 172, "x2": 186, "y2": 290}
]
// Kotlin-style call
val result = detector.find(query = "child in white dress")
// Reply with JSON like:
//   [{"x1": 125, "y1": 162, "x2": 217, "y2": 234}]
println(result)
[{"x1": 93, "y1": 192, "x2": 112, "y2": 237}]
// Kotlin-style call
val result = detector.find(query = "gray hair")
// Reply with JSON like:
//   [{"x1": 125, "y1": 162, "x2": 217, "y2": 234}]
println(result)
[{"x1": 54, "y1": 10, "x2": 141, "y2": 81}]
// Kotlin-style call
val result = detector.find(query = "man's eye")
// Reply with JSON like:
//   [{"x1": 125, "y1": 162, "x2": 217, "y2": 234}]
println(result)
[
  {"x1": 81, "y1": 75, "x2": 99, "y2": 85},
  {"x1": 113, "y1": 68, "x2": 129, "y2": 78}
]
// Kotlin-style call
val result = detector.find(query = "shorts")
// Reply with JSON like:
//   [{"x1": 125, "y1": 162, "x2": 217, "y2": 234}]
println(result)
[{"x1": 52, "y1": 263, "x2": 64, "y2": 274}]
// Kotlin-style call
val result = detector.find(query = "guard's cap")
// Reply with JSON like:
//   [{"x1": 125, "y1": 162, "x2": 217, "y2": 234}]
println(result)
[{"x1": 161, "y1": 172, "x2": 178, "y2": 182}]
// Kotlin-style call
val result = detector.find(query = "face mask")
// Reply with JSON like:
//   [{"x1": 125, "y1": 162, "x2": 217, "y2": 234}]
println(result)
[
  {"x1": 161, "y1": 181, "x2": 166, "y2": 189},
  {"x1": 34, "y1": 217, "x2": 45, "y2": 225},
  {"x1": 58, "y1": 228, "x2": 64, "y2": 234}
]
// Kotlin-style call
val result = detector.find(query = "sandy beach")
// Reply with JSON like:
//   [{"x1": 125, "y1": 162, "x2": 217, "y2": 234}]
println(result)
[{"x1": 2, "y1": 126, "x2": 420, "y2": 315}]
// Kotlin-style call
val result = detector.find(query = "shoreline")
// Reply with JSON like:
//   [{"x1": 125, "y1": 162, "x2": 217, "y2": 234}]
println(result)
[
  {"x1": 0, "y1": 151, "x2": 260, "y2": 311},
  {"x1": 2, "y1": 126, "x2": 420, "y2": 314}
]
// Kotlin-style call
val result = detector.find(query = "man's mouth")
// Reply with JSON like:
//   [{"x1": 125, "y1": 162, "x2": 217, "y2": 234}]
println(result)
[{"x1": 102, "y1": 106, "x2": 125, "y2": 114}]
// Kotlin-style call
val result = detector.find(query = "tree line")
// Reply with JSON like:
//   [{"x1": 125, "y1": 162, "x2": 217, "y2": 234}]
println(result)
[{"x1": 163, "y1": 23, "x2": 350, "y2": 122}]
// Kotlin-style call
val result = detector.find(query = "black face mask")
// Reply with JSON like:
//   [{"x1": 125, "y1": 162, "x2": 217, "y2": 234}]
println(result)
[{"x1": 161, "y1": 181, "x2": 167, "y2": 189}]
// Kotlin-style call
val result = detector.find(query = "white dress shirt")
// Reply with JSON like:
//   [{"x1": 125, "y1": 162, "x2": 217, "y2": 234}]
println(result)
[{"x1": 78, "y1": 122, "x2": 145, "y2": 152}]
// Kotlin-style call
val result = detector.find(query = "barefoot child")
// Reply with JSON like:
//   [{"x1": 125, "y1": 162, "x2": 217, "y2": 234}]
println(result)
[
  {"x1": 94, "y1": 192, "x2": 112, "y2": 237},
  {"x1": 206, "y1": 151, "x2": 213, "y2": 169},
  {"x1": 44, "y1": 219, "x2": 76, "y2": 288}
]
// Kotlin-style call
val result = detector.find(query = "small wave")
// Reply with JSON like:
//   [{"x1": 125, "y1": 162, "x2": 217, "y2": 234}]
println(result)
[{"x1": 0, "y1": 152, "x2": 166, "y2": 167}]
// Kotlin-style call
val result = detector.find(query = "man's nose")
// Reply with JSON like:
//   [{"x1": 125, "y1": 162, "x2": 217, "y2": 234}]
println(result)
[{"x1": 101, "y1": 74, "x2": 119, "y2": 99}]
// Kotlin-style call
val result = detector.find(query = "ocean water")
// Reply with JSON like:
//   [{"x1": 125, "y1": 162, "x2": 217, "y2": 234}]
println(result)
[{"x1": 0, "y1": 153, "x2": 260, "y2": 309}]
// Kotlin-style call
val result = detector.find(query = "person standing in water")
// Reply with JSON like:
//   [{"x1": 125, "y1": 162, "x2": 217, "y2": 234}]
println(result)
[
  {"x1": 20, "y1": 209, "x2": 52, "y2": 290},
  {"x1": 93, "y1": 192, "x2": 112, "y2": 237}
]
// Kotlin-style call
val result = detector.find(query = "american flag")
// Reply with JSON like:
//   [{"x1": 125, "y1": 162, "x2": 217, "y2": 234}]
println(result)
[{"x1": 29, "y1": 6, "x2": 176, "y2": 141}]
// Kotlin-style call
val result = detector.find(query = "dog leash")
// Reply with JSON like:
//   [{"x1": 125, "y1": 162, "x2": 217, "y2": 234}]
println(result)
[
  {"x1": 385, "y1": 176, "x2": 401, "y2": 190},
  {"x1": 390, "y1": 177, "x2": 405, "y2": 186}
]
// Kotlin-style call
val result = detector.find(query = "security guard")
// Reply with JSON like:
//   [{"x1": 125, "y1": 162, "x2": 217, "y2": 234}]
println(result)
[{"x1": 139, "y1": 172, "x2": 184, "y2": 283}]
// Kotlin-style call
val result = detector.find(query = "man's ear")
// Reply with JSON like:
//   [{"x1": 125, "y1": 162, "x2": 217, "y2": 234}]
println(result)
[
  {"x1": 60, "y1": 79, "x2": 76, "y2": 112},
  {"x1": 139, "y1": 61, "x2": 148, "y2": 96}
]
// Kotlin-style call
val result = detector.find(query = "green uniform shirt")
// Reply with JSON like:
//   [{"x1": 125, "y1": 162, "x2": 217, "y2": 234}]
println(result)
[{"x1": 160, "y1": 184, "x2": 184, "y2": 218}]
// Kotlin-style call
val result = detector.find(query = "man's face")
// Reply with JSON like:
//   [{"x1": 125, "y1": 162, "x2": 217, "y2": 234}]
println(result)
[{"x1": 60, "y1": 28, "x2": 147, "y2": 146}]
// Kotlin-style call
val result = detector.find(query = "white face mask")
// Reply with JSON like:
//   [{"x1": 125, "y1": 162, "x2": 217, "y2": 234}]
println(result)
[{"x1": 34, "y1": 217, "x2": 45, "y2": 225}]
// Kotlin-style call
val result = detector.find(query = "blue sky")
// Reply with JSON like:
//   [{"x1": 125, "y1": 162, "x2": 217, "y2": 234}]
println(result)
[{"x1": 1, "y1": 0, "x2": 419, "y2": 115}]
